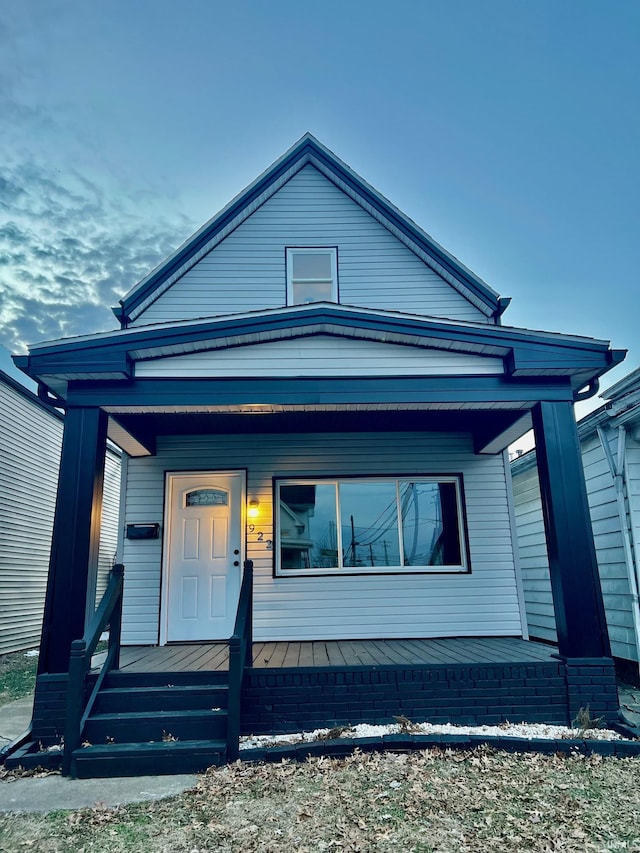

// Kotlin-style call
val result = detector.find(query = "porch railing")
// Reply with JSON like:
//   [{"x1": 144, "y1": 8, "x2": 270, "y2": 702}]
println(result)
[
  {"x1": 227, "y1": 559, "x2": 253, "y2": 761},
  {"x1": 62, "y1": 563, "x2": 124, "y2": 776}
]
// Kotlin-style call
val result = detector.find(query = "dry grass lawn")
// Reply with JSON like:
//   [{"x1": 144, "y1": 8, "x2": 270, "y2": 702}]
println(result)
[{"x1": 1, "y1": 748, "x2": 639, "y2": 852}]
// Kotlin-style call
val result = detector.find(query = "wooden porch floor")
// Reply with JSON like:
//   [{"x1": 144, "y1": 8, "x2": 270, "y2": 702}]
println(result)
[{"x1": 98, "y1": 637, "x2": 557, "y2": 674}]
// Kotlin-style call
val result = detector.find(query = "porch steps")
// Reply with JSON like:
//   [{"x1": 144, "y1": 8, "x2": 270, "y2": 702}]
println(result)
[
  {"x1": 71, "y1": 672, "x2": 231, "y2": 778},
  {"x1": 93, "y1": 684, "x2": 229, "y2": 713},
  {"x1": 84, "y1": 708, "x2": 228, "y2": 743},
  {"x1": 71, "y1": 739, "x2": 227, "y2": 778}
]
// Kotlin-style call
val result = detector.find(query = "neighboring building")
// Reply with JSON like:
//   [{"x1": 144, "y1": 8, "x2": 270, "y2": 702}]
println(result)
[
  {"x1": 7, "y1": 135, "x2": 626, "y2": 777},
  {"x1": 512, "y1": 369, "x2": 640, "y2": 680},
  {"x1": 0, "y1": 367, "x2": 121, "y2": 655}
]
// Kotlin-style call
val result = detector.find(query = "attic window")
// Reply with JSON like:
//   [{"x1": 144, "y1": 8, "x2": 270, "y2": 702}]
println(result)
[{"x1": 286, "y1": 248, "x2": 338, "y2": 305}]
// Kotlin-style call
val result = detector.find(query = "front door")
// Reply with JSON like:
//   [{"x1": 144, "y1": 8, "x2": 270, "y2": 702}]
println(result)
[{"x1": 164, "y1": 472, "x2": 244, "y2": 642}]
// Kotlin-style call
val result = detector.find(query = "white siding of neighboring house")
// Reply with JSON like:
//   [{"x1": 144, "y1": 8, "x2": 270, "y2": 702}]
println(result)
[
  {"x1": 511, "y1": 431, "x2": 638, "y2": 663},
  {"x1": 132, "y1": 165, "x2": 489, "y2": 327},
  {"x1": 0, "y1": 381, "x2": 62, "y2": 654},
  {"x1": 510, "y1": 461, "x2": 555, "y2": 643},
  {"x1": 120, "y1": 431, "x2": 522, "y2": 645},
  {"x1": 94, "y1": 449, "x2": 122, "y2": 606},
  {"x1": 0, "y1": 377, "x2": 122, "y2": 654},
  {"x1": 135, "y1": 336, "x2": 505, "y2": 378}
]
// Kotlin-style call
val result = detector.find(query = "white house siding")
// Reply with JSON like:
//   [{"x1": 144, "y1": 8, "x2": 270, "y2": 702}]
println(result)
[
  {"x1": 94, "y1": 448, "x2": 122, "y2": 606},
  {"x1": 511, "y1": 432, "x2": 638, "y2": 662},
  {"x1": 135, "y1": 336, "x2": 505, "y2": 378},
  {"x1": 132, "y1": 166, "x2": 489, "y2": 327},
  {"x1": 510, "y1": 462, "x2": 555, "y2": 643},
  {"x1": 0, "y1": 377, "x2": 122, "y2": 654},
  {"x1": 120, "y1": 431, "x2": 522, "y2": 645}
]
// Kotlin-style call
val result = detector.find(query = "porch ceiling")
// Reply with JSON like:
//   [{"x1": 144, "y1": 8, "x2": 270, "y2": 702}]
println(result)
[{"x1": 107, "y1": 406, "x2": 533, "y2": 457}]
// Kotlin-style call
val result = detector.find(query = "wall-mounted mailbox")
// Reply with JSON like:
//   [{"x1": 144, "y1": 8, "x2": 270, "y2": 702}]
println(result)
[{"x1": 126, "y1": 523, "x2": 160, "y2": 540}]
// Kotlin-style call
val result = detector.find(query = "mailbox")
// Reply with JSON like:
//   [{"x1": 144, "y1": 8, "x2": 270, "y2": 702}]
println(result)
[{"x1": 125, "y1": 523, "x2": 160, "y2": 540}]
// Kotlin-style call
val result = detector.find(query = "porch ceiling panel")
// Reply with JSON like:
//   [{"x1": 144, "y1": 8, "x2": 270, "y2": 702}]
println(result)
[{"x1": 109, "y1": 408, "x2": 531, "y2": 455}]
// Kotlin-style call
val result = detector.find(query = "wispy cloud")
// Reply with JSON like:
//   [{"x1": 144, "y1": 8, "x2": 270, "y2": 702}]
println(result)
[{"x1": 0, "y1": 159, "x2": 194, "y2": 353}]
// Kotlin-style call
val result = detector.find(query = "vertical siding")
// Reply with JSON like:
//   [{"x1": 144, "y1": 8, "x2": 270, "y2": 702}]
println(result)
[
  {"x1": 512, "y1": 431, "x2": 638, "y2": 662},
  {"x1": 121, "y1": 431, "x2": 521, "y2": 645},
  {"x1": 133, "y1": 166, "x2": 487, "y2": 326},
  {"x1": 0, "y1": 378, "x2": 122, "y2": 653}
]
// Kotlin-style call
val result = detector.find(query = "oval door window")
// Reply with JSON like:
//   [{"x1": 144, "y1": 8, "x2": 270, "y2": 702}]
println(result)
[{"x1": 185, "y1": 488, "x2": 229, "y2": 507}]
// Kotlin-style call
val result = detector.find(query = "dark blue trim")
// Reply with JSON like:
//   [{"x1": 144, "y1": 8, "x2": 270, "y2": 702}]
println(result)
[
  {"x1": 531, "y1": 402, "x2": 612, "y2": 659},
  {"x1": 39, "y1": 407, "x2": 108, "y2": 674},
  {"x1": 64, "y1": 375, "x2": 576, "y2": 409},
  {"x1": 22, "y1": 307, "x2": 623, "y2": 366},
  {"x1": 115, "y1": 135, "x2": 501, "y2": 318}
]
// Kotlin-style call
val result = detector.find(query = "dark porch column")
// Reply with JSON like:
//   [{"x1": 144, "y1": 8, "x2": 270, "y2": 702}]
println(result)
[
  {"x1": 38, "y1": 407, "x2": 108, "y2": 674},
  {"x1": 532, "y1": 401, "x2": 610, "y2": 658}
]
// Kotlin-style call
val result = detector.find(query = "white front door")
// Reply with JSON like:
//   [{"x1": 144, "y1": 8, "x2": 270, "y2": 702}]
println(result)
[{"x1": 164, "y1": 472, "x2": 244, "y2": 642}]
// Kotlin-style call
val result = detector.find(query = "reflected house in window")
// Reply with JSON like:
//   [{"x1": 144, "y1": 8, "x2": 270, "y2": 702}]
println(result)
[{"x1": 279, "y1": 485, "x2": 317, "y2": 570}]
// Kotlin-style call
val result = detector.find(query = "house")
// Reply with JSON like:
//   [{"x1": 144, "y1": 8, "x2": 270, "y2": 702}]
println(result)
[
  {"x1": 7, "y1": 134, "x2": 626, "y2": 777},
  {"x1": 0, "y1": 361, "x2": 122, "y2": 656},
  {"x1": 511, "y1": 368, "x2": 640, "y2": 682}
]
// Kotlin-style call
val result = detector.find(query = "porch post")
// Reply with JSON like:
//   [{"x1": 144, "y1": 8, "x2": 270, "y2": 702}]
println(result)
[
  {"x1": 532, "y1": 401, "x2": 609, "y2": 657},
  {"x1": 532, "y1": 401, "x2": 617, "y2": 722},
  {"x1": 38, "y1": 406, "x2": 108, "y2": 674}
]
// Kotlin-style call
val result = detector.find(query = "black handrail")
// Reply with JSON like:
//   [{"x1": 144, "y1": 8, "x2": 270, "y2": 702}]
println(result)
[
  {"x1": 62, "y1": 564, "x2": 124, "y2": 776},
  {"x1": 227, "y1": 559, "x2": 253, "y2": 761}
]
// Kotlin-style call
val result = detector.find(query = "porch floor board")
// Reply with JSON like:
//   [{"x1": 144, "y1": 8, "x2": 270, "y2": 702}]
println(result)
[{"x1": 100, "y1": 637, "x2": 558, "y2": 674}]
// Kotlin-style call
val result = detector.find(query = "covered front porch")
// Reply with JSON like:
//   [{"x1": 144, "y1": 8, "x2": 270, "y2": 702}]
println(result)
[{"x1": 11, "y1": 305, "x2": 626, "y2": 775}]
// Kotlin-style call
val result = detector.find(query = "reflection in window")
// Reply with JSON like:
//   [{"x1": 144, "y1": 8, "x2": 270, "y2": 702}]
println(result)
[
  {"x1": 399, "y1": 482, "x2": 461, "y2": 566},
  {"x1": 340, "y1": 482, "x2": 400, "y2": 567},
  {"x1": 279, "y1": 483, "x2": 338, "y2": 570},
  {"x1": 276, "y1": 477, "x2": 467, "y2": 575}
]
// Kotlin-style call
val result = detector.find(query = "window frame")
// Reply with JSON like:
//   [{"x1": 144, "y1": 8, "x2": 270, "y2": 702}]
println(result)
[
  {"x1": 274, "y1": 474, "x2": 470, "y2": 577},
  {"x1": 285, "y1": 247, "x2": 339, "y2": 306}
]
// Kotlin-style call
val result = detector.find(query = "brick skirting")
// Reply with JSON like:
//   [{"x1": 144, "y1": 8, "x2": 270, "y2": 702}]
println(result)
[{"x1": 240, "y1": 660, "x2": 573, "y2": 734}]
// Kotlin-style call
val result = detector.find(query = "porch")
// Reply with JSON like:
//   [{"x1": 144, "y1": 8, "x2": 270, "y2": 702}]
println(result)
[{"x1": 100, "y1": 636, "x2": 559, "y2": 673}]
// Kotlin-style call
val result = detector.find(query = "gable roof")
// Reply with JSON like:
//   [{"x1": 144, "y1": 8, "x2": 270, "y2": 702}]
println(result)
[
  {"x1": 115, "y1": 134, "x2": 506, "y2": 324},
  {"x1": 16, "y1": 303, "x2": 625, "y2": 399}
]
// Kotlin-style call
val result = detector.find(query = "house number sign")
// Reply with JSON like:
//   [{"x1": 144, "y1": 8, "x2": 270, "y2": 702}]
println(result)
[{"x1": 247, "y1": 524, "x2": 273, "y2": 550}]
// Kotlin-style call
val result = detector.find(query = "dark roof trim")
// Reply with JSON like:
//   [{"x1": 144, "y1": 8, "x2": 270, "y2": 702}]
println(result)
[
  {"x1": 115, "y1": 134, "x2": 502, "y2": 320},
  {"x1": 65, "y1": 374, "x2": 577, "y2": 409},
  {"x1": 24, "y1": 306, "x2": 620, "y2": 361}
]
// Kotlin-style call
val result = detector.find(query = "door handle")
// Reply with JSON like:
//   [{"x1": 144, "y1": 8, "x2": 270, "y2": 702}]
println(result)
[
  {"x1": 233, "y1": 549, "x2": 240, "y2": 555},
  {"x1": 233, "y1": 560, "x2": 240, "y2": 567}
]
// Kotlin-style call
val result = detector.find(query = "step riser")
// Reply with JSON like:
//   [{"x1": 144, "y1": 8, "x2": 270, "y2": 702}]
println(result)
[
  {"x1": 102, "y1": 671, "x2": 228, "y2": 689},
  {"x1": 93, "y1": 688, "x2": 229, "y2": 714},
  {"x1": 85, "y1": 716, "x2": 227, "y2": 744},
  {"x1": 72, "y1": 751, "x2": 226, "y2": 778}
]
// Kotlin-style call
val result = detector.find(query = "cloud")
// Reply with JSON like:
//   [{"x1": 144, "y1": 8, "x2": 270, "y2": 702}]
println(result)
[{"x1": 0, "y1": 158, "x2": 194, "y2": 353}]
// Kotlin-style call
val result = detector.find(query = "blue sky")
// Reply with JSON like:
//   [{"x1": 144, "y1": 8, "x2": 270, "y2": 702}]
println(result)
[{"x1": 1, "y1": 0, "x2": 638, "y2": 414}]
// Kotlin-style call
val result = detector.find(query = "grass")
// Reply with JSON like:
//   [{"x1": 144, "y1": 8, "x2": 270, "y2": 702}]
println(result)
[
  {"x1": 0, "y1": 641, "x2": 109, "y2": 710},
  {"x1": 1, "y1": 748, "x2": 639, "y2": 852},
  {"x1": 0, "y1": 651, "x2": 38, "y2": 708}
]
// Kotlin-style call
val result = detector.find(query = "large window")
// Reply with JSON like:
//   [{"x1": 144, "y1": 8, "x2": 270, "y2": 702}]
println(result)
[
  {"x1": 286, "y1": 247, "x2": 338, "y2": 305},
  {"x1": 276, "y1": 477, "x2": 468, "y2": 575}
]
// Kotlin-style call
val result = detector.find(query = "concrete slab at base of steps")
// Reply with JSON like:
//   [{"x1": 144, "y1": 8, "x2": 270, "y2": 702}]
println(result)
[{"x1": 0, "y1": 773, "x2": 199, "y2": 813}]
